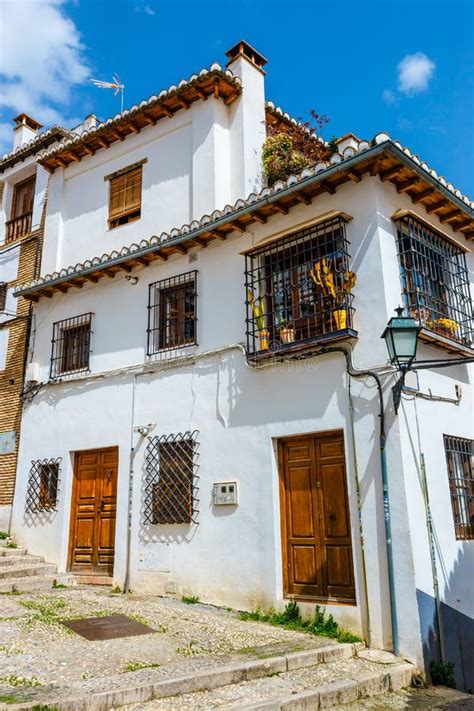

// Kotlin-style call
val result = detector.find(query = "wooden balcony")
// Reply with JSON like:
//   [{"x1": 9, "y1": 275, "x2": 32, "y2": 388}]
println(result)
[{"x1": 5, "y1": 211, "x2": 32, "y2": 243}]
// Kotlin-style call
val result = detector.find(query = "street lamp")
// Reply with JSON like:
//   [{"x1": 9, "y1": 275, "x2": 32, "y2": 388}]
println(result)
[{"x1": 382, "y1": 307, "x2": 421, "y2": 413}]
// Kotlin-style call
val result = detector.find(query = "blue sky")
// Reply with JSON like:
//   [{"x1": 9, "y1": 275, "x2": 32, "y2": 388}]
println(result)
[{"x1": 1, "y1": 0, "x2": 473, "y2": 196}]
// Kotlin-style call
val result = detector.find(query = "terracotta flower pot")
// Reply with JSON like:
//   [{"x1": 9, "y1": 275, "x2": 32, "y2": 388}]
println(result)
[
  {"x1": 259, "y1": 329, "x2": 270, "y2": 350},
  {"x1": 333, "y1": 309, "x2": 347, "y2": 330},
  {"x1": 280, "y1": 327, "x2": 295, "y2": 344}
]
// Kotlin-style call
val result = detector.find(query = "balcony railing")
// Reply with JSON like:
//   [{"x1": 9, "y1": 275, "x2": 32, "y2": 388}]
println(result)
[
  {"x1": 5, "y1": 211, "x2": 32, "y2": 243},
  {"x1": 396, "y1": 216, "x2": 474, "y2": 348},
  {"x1": 245, "y1": 217, "x2": 357, "y2": 360}
]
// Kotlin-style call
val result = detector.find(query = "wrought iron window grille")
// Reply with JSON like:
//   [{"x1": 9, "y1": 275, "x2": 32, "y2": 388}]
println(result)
[
  {"x1": 50, "y1": 313, "x2": 93, "y2": 380},
  {"x1": 396, "y1": 217, "x2": 474, "y2": 347},
  {"x1": 25, "y1": 458, "x2": 61, "y2": 513},
  {"x1": 147, "y1": 271, "x2": 197, "y2": 355},
  {"x1": 144, "y1": 431, "x2": 199, "y2": 525},
  {"x1": 245, "y1": 217, "x2": 355, "y2": 359},
  {"x1": 444, "y1": 435, "x2": 473, "y2": 540}
]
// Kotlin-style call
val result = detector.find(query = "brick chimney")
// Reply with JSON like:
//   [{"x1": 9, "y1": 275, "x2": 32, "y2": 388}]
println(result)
[
  {"x1": 13, "y1": 113, "x2": 43, "y2": 150},
  {"x1": 225, "y1": 40, "x2": 268, "y2": 201}
]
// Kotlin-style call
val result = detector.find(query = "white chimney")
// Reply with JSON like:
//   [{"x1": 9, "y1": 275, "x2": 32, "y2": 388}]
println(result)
[
  {"x1": 13, "y1": 113, "x2": 43, "y2": 150},
  {"x1": 226, "y1": 40, "x2": 268, "y2": 201}
]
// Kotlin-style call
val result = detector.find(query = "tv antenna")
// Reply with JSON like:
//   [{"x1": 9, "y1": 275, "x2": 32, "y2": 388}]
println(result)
[{"x1": 91, "y1": 74, "x2": 125, "y2": 112}]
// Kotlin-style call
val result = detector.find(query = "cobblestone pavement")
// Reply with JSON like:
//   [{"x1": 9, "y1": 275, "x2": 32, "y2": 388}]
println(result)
[{"x1": 0, "y1": 585, "x2": 327, "y2": 704}]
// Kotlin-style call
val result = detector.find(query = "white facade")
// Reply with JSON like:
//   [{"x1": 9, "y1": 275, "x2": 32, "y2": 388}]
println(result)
[{"x1": 7, "y1": 45, "x2": 474, "y2": 690}]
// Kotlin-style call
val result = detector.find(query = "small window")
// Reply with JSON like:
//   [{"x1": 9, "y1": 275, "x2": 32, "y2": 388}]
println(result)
[
  {"x1": 147, "y1": 271, "x2": 197, "y2": 354},
  {"x1": 25, "y1": 458, "x2": 61, "y2": 513},
  {"x1": 0, "y1": 282, "x2": 7, "y2": 312},
  {"x1": 144, "y1": 432, "x2": 199, "y2": 525},
  {"x1": 108, "y1": 165, "x2": 142, "y2": 229},
  {"x1": 50, "y1": 313, "x2": 93, "y2": 379},
  {"x1": 444, "y1": 435, "x2": 473, "y2": 540},
  {"x1": 6, "y1": 174, "x2": 35, "y2": 242}
]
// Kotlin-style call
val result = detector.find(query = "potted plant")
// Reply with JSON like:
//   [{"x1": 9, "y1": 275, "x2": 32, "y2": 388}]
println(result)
[
  {"x1": 426, "y1": 317, "x2": 459, "y2": 339},
  {"x1": 410, "y1": 306, "x2": 431, "y2": 324},
  {"x1": 247, "y1": 290, "x2": 269, "y2": 350},
  {"x1": 310, "y1": 258, "x2": 356, "y2": 330},
  {"x1": 279, "y1": 320, "x2": 295, "y2": 344}
]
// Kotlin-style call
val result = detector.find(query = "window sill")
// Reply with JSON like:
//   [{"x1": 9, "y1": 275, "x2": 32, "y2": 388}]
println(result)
[
  {"x1": 418, "y1": 327, "x2": 474, "y2": 357},
  {"x1": 247, "y1": 328, "x2": 358, "y2": 362}
]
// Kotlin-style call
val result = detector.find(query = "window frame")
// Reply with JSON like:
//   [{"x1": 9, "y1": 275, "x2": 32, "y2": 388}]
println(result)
[
  {"x1": 147, "y1": 271, "x2": 198, "y2": 355},
  {"x1": 10, "y1": 174, "x2": 36, "y2": 220},
  {"x1": 25, "y1": 458, "x2": 61, "y2": 513},
  {"x1": 0, "y1": 282, "x2": 7, "y2": 312},
  {"x1": 50, "y1": 313, "x2": 93, "y2": 380},
  {"x1": 107, "y1": 163, "x2": 143, "y2": 230},
  {"x1": 443, "y1": 435, "x2": 473, "y2": 540}
]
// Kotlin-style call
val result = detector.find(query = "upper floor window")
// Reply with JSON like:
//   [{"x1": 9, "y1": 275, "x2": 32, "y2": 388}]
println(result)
[
  {"x1": 395, "y1": 215, "x2": 473, "y2": 347},
  {"x1": 147, "y1": 271, "x2": 197, "y2": 354},
  {"x1": 0, "y1": 282, "x2": 7, "y2": 312},
  {"x1": 245, "y1": 216, "x2": 356, "y2": 359},
  {"x1": 50, "y1": 313, "x2": 93, "y2": 379},
  {"x1": 6, "y1": 174, "x2": 35, "y2": 243},
  {"x1": 107, "y1": 163, "x2": 143, "y2": 229},
  {"x1": 444, "y1": 435, "x2": 473, "y2": 540}
]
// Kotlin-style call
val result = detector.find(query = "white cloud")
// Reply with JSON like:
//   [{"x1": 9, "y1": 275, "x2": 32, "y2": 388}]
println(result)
[
  {"x1": 135, "y1": 2, "x2": 156, "y2": 15},
  {"x1": 382, "y1": 89, "x2": 397, "y2": 105},
  {"x1": 0, "y1": 0, "x2": 90, "y2": 151},
  {"x1": 397, "y1": 52, "x2": 435, "y2": 95}
]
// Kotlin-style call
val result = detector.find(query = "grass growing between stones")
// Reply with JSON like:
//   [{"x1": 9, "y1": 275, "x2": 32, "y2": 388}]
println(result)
[
  {"x1": 240, "y1": 601, "x2": 362, "y2": 644},
  {"x1": 124, "y1": 661, "x2": 161, "y2": 673},
  {"x1": 0, "y1": 695, "x2": 19, "y2": 704},
  {"x1": 181, "y1": 595, "x2": 200, "y2": 604},
  {"x1": 0, "y1": 675, "x2": 41, "y2": 687},
  {"x1": 0, "y1": 531, "x2": 8, "y2": 540}
]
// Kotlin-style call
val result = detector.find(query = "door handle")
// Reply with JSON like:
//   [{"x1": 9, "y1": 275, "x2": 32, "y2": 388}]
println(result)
[
  {"x1": 329, "y1": 513, "x2": 336, "y2": 522},
  {"x1": 98, "y1": 500, "x2": 105, "y2": 514}
]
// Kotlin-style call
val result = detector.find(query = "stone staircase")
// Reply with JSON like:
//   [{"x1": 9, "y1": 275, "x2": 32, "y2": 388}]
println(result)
[{"x1": 0, "y1": 536, "x2": 71, "y2": 593}]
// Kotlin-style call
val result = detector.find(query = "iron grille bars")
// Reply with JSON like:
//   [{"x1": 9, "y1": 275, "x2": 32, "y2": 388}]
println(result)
[
  {"x1": 245, "y1": 217, "x2": 354, "y2": 358},
  {"x1": 50, "y1": 313, "x2": 93, "y2": 379},
  {"x1": 147, "y1": 271, "x2": 197, "y2": 355},
  {"x1": 444, "y1": 435, "x2": 473, "y2": 540},
  {"x1": 396, "y1": 217, "x2": 474, "y2": 346},
  {"x1": 25, "y1": 458, "x2": 61, "y2": 513},
  {"x1": 144, "y1": 431, "x2": 199, "y2": 525}
]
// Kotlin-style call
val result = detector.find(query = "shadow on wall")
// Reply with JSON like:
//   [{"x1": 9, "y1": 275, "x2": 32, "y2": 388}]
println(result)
[{"x1": 417, "y1": 542, "x2": 474, "y2": 693}]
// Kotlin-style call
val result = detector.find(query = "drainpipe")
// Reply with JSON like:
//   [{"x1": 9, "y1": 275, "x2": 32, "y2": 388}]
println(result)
[
  {"x1": 123, "y1": 373, "x2": 137, "y2": 594},
  {"x1": 314, "y1": 345, "x2": 399, "y2": 657}
]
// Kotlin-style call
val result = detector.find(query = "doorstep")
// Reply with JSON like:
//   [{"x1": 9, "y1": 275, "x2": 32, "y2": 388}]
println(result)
[{"x1": 73, "y1": 575, "x2": 114, "y2": 586}]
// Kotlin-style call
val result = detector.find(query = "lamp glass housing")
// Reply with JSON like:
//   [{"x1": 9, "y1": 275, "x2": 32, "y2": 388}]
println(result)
[{"x1": 382, "y1": 309, "x2": 421, "y2": 367}]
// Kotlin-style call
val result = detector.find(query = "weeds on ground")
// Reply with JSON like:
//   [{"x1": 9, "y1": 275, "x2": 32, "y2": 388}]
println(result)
[
  {"x1": 181, "y1": 595, "x2": 200, "y2": 605},
  {"x1": 31, "y1": 706, "x2": 59, "y2": 711},
  {"x1": 52, "y1": 582, "x2": 68, "y2": 589},
  {"x1": 110, "y1": 585, "x2": 122, "y2": 594},
  {"x1": 5, "y1": 542, "x2": 17, "y2": 549},
  {"x1": 0, "y1": 695, "x2": 18, "y2": 704},
  {"x1": 176, "y1": 640, "x2": 206, "y2": 656},
  {"x1": 18, "y1": 597, "x2": 74, "y2": 632},
  {"x1": 129, "y1": 613, "x2": 151, "y2": 627},
  {"x1": 0, "y1": 531, "x2": 8, "y2": 540},
  {"x1": 430, "y1": 660, "x2": 456, "y2": 688},
  {"x1": 124, "y1": 661, "x2": 161, "y2": 673},
  {"x1": 0, "y1": 675, "x2": 41, "y2": 687},
  {"x1": 240, "y1": 601, "x2": 361, "y2": 644}
]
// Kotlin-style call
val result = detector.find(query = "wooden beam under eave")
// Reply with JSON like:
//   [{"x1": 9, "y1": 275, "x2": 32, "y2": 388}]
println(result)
[
  {"x1": 397, "y1": 177, "x2": 420, "y2": 194},
  {"x1": 320, "y1": 181, "x2": 336, "y2": 195},
  {"x1": 97, "y1": 136, "x2": 110, "y2": 149},
  {"x1": 172, "y1": 244, "x2": 187, "y2": 255},
  {"x1": 251, "y1": 211, "x2": 267, "y2": 224},
  {"x1": 213, "y1": 81, "x2": 220, "y2": 99},
  {"x1": 101, "y1": 268, "x2": 117, "y2": 278},
  {"x1": 191, "y1": 237, "x2": 208, "y2": 249},
  {"x1": 440, "y1": 210, "x2": 463, "y2": 224},
  {"x1": 232, "y1": 221, "x2": 246, "y2": 233},
  {"x1": 380, "y1": 165, "x2": 404, "y2": 181},
  {"x1": 110, "y1": 129, "x2": 124, "y2": 142},
  {"x1": 56, "y1": 157, "x2": 69, "y2": 169},
  {"x1": 65, "y1": 151, "x2": 81, "y2": 163},
  {"x1": 224, "y1": 92, "x2": 239, "y2": 106},
  {"x1": 203, "y1": 230, "x2": 226, "y2": 241},
  {"x1": 161, "y1": 105, "x2": 173, "y2": 119},
  {"x1": 459, "y1": 224, "x2": 474, "y2": 234},
  {"x1": 412, "y1": 187, "x2": 435, "y2": 204},
  {"x1": 294, "y1": 192, "x2": 312, "y2": 205},
  {"x1": 142, "y1": 112, "x2": 157, "y2": 126},
  {"x1": 176, "y1": 96, "x2": 190, "y2": 110},
  {"x1": 127, "y1": 121, "x2": 140, "y2": 134},
  {"x1": 369, "y1": 158, "x2": 383, "y2": 177},
  {"x1": 194, "y1": 88, "x2": 208, "y2": 101},
  {"x1": 56, "y1": 285, "x2": 69, "y2": 293},
  {"x1": 426, "y1": 200, "x2": 448, "y2": 214},
  {"x1": 271, "y1": 203, "x2": 290, "y2": 215},
  {"x1": 346, "y1": 170, "x2": 362, "y2": 183}
]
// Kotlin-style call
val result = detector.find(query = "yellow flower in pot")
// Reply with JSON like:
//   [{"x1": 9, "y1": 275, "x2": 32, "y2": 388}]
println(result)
[
  {"x1": 310, "y1": 259, "x2": 356, "y2": 330},
  {"x1": 426, "y1": 317, "x2": 459, "y2": 337},
  {"x1": 247, "y1": 290, "x2": 269, "y2": 350}
]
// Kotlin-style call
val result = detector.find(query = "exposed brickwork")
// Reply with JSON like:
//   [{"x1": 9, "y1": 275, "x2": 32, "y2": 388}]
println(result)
[{"x1": 0, "y1": 229, "x2": 42, "y2": 505}]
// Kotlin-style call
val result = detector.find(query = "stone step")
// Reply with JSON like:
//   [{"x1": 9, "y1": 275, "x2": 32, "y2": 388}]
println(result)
[
  {"x1": 0, "y1": 562, "x2": 56, "y2": 580},
  {"x1": 0, "y1": 574, "x2": 59, "y2": 593},
  {"x1": 0, "y1": 546, "x2": 28, "y2": 556},
  {"x1": 0, "y1": 554, "x2": 44, "y2": 566}
]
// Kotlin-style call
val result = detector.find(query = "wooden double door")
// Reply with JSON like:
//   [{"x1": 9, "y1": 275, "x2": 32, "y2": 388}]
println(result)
[
  {"x1": 279, "y1": 431, "x2": 356, "y2": 604},
  {"x1": 68, "y1": 447, "x2": 118, "y2": 575}
]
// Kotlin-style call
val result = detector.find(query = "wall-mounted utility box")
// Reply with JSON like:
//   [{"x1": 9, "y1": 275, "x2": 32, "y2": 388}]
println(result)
[{"x1": 213, "y1": 481, "x2": 238, "y2": 506}]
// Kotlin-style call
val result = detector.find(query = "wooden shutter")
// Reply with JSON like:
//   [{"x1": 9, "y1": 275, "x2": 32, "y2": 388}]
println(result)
[
  {"x1": 12, "y1": 176, "x2": 35, "y2": 218},
  {"x1": 108, "y1": 166, "x2": 142, "y2": 224}
]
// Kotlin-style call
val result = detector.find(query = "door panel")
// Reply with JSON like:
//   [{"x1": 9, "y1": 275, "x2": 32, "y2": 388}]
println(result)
[
  {"x1": 280, "y1": 432, "x2": 355, "y2": 604},
  {"x1": 69, "y1": 447, "x2": 118, "y2": 575}
]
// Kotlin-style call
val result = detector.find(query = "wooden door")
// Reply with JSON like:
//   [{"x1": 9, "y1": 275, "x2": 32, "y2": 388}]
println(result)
[
  {"x1": 68, "y1": 447, "x2": 118, "y2": 575},
  {"x1": 279, "y1": 431, "x2": 355, "y2": 604}
]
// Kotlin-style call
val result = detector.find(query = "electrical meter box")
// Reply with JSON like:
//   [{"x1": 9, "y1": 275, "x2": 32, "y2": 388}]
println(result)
[{"x1": 213, "y1": 481, "x2": 238, "y2": 505}]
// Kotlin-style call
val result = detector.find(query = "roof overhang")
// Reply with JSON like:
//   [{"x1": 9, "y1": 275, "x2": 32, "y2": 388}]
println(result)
[
  {"x1": 15, "y1": 139, "x2": 474, "y2": 302},
  {"x1": 0, "y1": 127, "x2": 72, "y2": 174}
]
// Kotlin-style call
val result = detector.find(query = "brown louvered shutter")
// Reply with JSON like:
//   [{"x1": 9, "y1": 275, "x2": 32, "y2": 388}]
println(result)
[{"x1": 108, "y1": 166, "x2": 142, "y2": 226}]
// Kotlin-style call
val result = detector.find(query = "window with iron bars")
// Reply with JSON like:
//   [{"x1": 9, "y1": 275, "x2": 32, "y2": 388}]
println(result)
[
  {"x1": 443, "y1": 435, "x2": 473, "y2": 540},
  {"x1": 396, "y1": 216, "x2": 474, "y2": 346},
  {"x1": 25, "y1": 458, "x2": 61, "y2": 513},
  {"x1": 144, "y1": 432, "x2": 199, "y2": 525},
  {"x1": 147, "y1": 271, "x2": 197, "y2": 355},
  {"x1": 245, "y1": 217, "x2": 355, "y2": 358},
  {"x1": 50, "y1": 313, "x2": 93, "y2": 379}
]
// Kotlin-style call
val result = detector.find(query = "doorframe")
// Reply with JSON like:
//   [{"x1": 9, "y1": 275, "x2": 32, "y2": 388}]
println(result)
[
  {"x1": 278, "y1": 428, "x2": 356, "y2": 606},
  {"x1": 67, "y1": 445, "x2": 119, "y2": 575}
]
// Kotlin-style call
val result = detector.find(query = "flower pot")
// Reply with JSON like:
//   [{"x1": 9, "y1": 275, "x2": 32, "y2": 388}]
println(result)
[
  {"x1": 259, "y1": 329, "x2": 270, "y2": 350},
  {"x1": 333, "y1": 309, "x2": 347, "y2": 330},
  {"x1": 280, "y1": 327, "x2": 295, "y2": 344}
]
